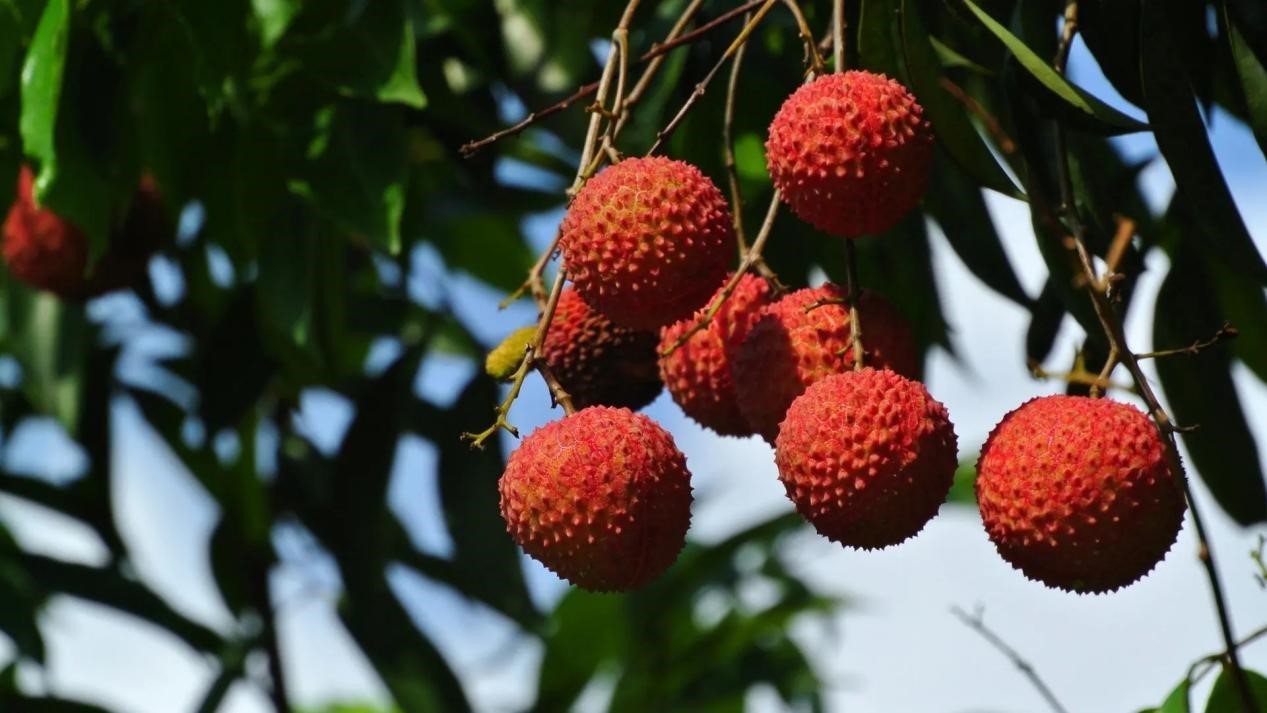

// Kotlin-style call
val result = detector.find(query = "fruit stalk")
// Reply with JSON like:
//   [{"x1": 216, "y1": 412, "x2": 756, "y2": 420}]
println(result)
[
  {"x1": 1050, "y1": 3, "x2": 1255, "y2": 709},
  {"x1": 843, "y1": 234, "x2": 865, "y2": 372},
  {"x1": 951, "y1": 606, "x2": 1070, "y2": 713},
  {"x1": 832, "y1": 0, "x2": 845, "y2": 73}
]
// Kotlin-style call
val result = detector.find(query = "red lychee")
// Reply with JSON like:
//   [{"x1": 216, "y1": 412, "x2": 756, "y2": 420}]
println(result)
[
  {"x1": 498, "y1": 406, "x2": 693, "y2": 592},
  {"x1": 775, "y1": 369, "x2": 958, "y2": 549},
  {"x1": 766, "y1": 71, "x2": 933, "y2": 238},
  {"x1": 2, "y1": 165, "x2": 88, "y2": 295},
  {"x1": 976, "y1": 395, "x2": 1184, "y2": 593},
  {"x1": 657, "y1": 273, "x2": 773, "y2": 436},
  {"x1": 2, "y1": 167, "x2": 172, "y2": 298},
  {"x1": 541, "y1": 288, "x2": 662, "y2": 411},
  {"x1": 732, "y1": 284, "x2": 919, "y2": 443},
  {"x1": 559, "y1": 156, "x2": 734, "y2": 330}
]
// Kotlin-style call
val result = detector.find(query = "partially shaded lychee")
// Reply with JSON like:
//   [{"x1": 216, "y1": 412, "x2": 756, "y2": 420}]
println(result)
[
  {"x1": 732, "y1": 284, "x2": 919, "y2": 443},
  {"x1": 541, "y1": 288, "x2": 662, "y2": 410},
  {"x1": 976, "y1": 395, "x2": 1184, "y2": 594},
  {"x1": 658, "y1": 273, "x2": 773, "y2": 436},
  {"x1": 2, "y1": 165, "x2": 88, "y2": 295},
  {"x1": 559, "y1": 157, "x2": 734, "y2": 330},
  {"x1": 2, "y1": 167, "x2": 172, "y2": 298},
  {"x1": 499, "y1": 406, "x2": 693, "y2": 591},
  {"x1": 766, "y1": 71, "x2": 933, "y2": 238},
  {"x1": 775, "y1": 369, "x2": 958, "y2": 549}
]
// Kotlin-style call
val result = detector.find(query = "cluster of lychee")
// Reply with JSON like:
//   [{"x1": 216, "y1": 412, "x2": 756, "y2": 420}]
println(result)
[
  {"x1": 493, "y1": 71, "x2": 1182, "y2": 595},
  {"x1": 1, "y1": 165, "x2": 170, "y2": 299}
]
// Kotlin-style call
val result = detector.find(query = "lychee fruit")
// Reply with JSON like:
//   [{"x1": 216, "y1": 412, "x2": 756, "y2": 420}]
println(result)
[
  {"x1": 975, "y1": 395, "x2": 1184, "y2": 593},
  {"x1": 775, "y1": 369, "x2": 958, "y2": 549},
  {"x1": 658, "y1": 272, "x2": 773, "y2": 436},
  {"x1": 766, "y1": 71, "x2": 933, "y2": 238},
  {"x1": 498, "y1": 406, "x2": 693, "y2": 591},
  {"x1": 732, "y1": 284, "x2": 919, "y2": 443},
  {"x1": 2, "y1": 165, "x2": 89, "y2": 295},
  {"x1": 559, "y1": 156, "x2": 734, "y2": 330},
  {"x1": 2, "y1": 167, "x2": 172, "y2": 298},
  {"x1": 540, "y1": 288, "x2": 662, "y2": 411}
]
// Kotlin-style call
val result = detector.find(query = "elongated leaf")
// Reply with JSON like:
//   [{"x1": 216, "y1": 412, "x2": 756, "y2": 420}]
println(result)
[
  {"x1": 297, "y1": 0, "x2": 426, "y2": 107},
  {"x1": 1078, "y1": 0, "x2": 1144, "y2": 107},
  {"x1": 532, "y1": 591, "x2": 628, "y2": 713},
  {"x1": 961, "y1": 0, "x2": 1148, "y2": 134},
  {"x1": 925, "y1": 151, "x2": 1031, "y2": 306},
  {"x1": 1226, "y1": 8, "x2": 1267, "y2": 157},
  {"x1": 1207, "y1": 260, "x2": 1267, "y2": 384},
  {"x1": 1140, "y1": 1, "x2": 1267, "y2": 283},
  {"x1": 1205, "y1": 668, "x2": 1267, "y2": 713},
  {"x1": 899, "y1": 0, "x2": 1023, "y2": 198},
  {"x1": 1154, "y1": 251, "x2": 1267, "y2": 525},
  {"x1": 1155, "y1": 677, "x2": 1190, "y2": 713}
]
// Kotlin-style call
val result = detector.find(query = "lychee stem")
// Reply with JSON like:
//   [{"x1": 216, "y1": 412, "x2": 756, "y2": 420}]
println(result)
[
  {"x1": 832, "y1": 0, "x2": 846, "y2": 73},
  {"x1": 951, "y1": 606, "x2": 1070, "y2": 713},
  {"x1": 1050, "y1": 4, "x2": 1257, "y2": 710},
  {"x1": 843, "y1": 237, "x2": 865, "y2": 372},
  {"x1": 724, "y1": 15, "x2": 751, "y2": 258}
]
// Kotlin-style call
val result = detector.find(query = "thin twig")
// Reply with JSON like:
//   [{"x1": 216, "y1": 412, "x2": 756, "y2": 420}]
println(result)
[
  {"x1": 1050, "y1": 5, "x2": 1256, "y2": 711},
  {"x1": 610, "y1": 0, "x2": 710, "y2": 142},
  {"x1": 1135, "y1": 322, "x2": 1238, "y2": 360},
  {"x1": 1089, "y1": 344, "x2": 1118, "y2": 398},
  {"x1": 647, "y1": 0, "x2": 780, "y2": 155},
  {"x1": 723, "y1": 14, "x2": 750, "y2": 257},
  {"x1": 661, "y1": 192, "x2": 782, "y2": 356},
  {"x1": 938, "y1": 77, "x2": 1017, "y2": 154},
  {"x1": 460, "y1": 0, "x2": 755, "y2": 158},
  {"x1": 782, "y1": 0, "x2": 826, "y2": 74},
  {"x1": 832, "y1": 0, "x2": 845, "y2": 72},
  {"x1": 843, "y1": 238, "x2": 865, "y2": 371},
  {"x1": 1027, "y1": 358, "x2": 1135, "y2": 395},
  {"x1": 951, "y1": 606, "x2": 1070, "y2": 713}
]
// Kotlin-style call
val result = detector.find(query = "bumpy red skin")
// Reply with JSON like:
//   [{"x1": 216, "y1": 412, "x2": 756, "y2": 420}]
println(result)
[
  {"x1": 976, "y1": 395, "x2": 1184, "y2": 594},
  {"x1": 766, "y1": 71, "x2": 933, "y2": 238},
  {"x1": 541, "y1": 288, "x2": 662, "y2": 411},
  {"x1": 499, "y1": 407, "x2": 693, "y2": 592},
  {"x1": 658, "y1": 273, "x2": 773, "y2": 436},
  {"x1": 733, "y1": 284, "x2": 919, "y2": 443},
  {"x1": 2, "y1": 165, "x2": 89, "y2": 295},
  {"x1": 2, "y1": 167, "x2": 172, "y2": 298},
  {"x1": 560, "y1": 157, "x2": 734, "y2": 330},
  {"x1": 775, "y1": 369, "x2": 958, "y2": 549}
]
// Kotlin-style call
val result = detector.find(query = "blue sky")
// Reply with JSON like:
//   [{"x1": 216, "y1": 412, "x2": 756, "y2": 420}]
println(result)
[{"x1": 1, "y1": 31, "x2": 1267, "y2": 713}]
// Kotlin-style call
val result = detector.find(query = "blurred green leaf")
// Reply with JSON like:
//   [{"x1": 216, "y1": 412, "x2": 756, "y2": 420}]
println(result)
[
  {"x1": 961, "y1": 0, "x2": 1147, "y2": 134},
  {"x1": 1226, "y1": 7, "x2": 1267, "y2": 158},
  {"x1": 533, "y1": 591, "x2": 628, "y2": 712},
  {"x1": 1140, "y1": 1, "x2": 1267, "y2": 283},
  {"x1": 899, "y1": 0, "x2": 1024, "y2": 198},
  {"x1": 946, "y1": 459, "x2": 978, "y2": 506},
  {"x1": 1205, "y1": 668, "x2": 1267, "y2": 713},
  {"x1": 925, "y1": 151, "x2": 1031, "y2": 306},
  {"x1": 1155, "y1": 677, "x2": 1190, "y2": 713},
  {"x1": 1154, "y1": 248, "x2": 1267, "y2": 526},
  {"x1": 294, "y1": 0, "x2": 426, "y2": 108}
]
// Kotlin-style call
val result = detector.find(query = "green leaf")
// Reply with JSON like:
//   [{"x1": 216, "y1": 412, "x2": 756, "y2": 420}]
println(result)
[
  {"x1": 1226, "y1": 7, "x2": 1267, "y2": 157},
  {"x1": 1156, "y1": 677, "x2": 1191, "y2": 713},
  {"x1": 924, "y1": 151, "x2": 1031, "y2": 306},
  {"x1": 898, "y1": 0, "x2": 1023, "y2": 198},
  {"x1": 960, "y1": 0, "x2": 1148, "y2": 134},
  {"x1": 1205, "y1": 668, "x2": 1267, "y2": 713},
  {"x1": 1140, "y1": 1, "x2": 1267, "y2": 283},
  {"x1": 7, "y1": 291, "x2": 86, "y2": 431},
  {"x1": 946, "y1": 459, "x2": 978, "y2": 506},
  {"x1": 533, "y1": 591, "x2": 628, "y2": 712},
  {"x1": 423, "y1": 212, "x2": 533, "y2": 292},
  {"x1": 290, "y1": 103, "x2": 407, "y2": 255},
  {"x1": 17, "y1": 0, "x2": 68, "y2": 170},
  {"x1": 297, "y1": 1, "x2": 426, "y2": 107},
  {"x1": 1207, "y1": 260, "x2": 1267, "y2": 384},
  {"x1": 1154, "y1": 249, "x2": 1267, "y2": 525},
  {"x1": 253, "y1": 0, "x2": 302, "y2": 48},
  {"x1": 1078, "y1": 0, "x2": 1144, "y2": 108}
]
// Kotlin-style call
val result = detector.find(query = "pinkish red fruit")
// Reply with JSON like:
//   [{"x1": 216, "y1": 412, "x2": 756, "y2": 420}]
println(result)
[
  {"x1": 541, "y1": 288, "x2": 662, "y2": 410},
  {"x1": 976, "y1": 395, "x2": 1184, "y2": 593},
  {"x1": 658, "y1": 273, "x2": 773, "y2": 436},
  {"x1": 766, "y1": 71, "x2": 933, "y2": 237},
  {"x1": 775, "y1": 369, "x2": 958, "y2": 549},
  {"x1": 559, "y1": 157, "x2": 733, "y2": 330},
  {"x1": 499, "y1": 406, "x2": 693, "y2": 591}
]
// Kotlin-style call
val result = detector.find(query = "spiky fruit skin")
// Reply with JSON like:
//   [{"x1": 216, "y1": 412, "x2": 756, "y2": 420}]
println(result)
[
  {"x1": 733, "y1": 284, "x2": 919, "y2": 443},
  {"x1": 766, "y1": 71, "x2": 933, "y2": 238},
  {"x1": 2, "y1": 165, "x2": 88, "y2": 295},
  {"x1": 2, "y1": 167, "x2": 172, "y2": 298},
  {"x1": 541, "y1": 289, "x2": 662, "y2": 410},
  {"x1": 559, "y1": 157, "x2": 733, "y2": 330},
  {"x1": 499, "y1": 407, "x2": 693, "y2": 591},
  {"x1": 775, "y1": 369, "x2": 957, "y2": 549},
  {"x1": 658, "y1": 273, "x2": 773, "y2": 436},
  {"x1": 976, "y1": 396, "x2": 1184, "y2": 593}
]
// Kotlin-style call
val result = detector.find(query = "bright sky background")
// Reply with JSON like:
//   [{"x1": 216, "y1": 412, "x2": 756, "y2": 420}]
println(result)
[{"x1": 1, "y1": 34, "x2": 1266, "y2": 713}]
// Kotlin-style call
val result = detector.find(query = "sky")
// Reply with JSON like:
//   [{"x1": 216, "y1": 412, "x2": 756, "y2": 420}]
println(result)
[{"x1": 1, "y1": 30, "x2": 1267, "y2": 713}]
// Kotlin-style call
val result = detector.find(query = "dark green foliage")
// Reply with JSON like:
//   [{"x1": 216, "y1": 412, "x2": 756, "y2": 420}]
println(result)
[{"x1": 0, "y1": 1, "x2": 1263, "y2": 711}]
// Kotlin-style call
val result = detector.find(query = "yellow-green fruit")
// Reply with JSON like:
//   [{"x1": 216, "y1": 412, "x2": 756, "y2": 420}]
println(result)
[{"x1": 486, "y1": 325, "x2": 536, "y2": 381}]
